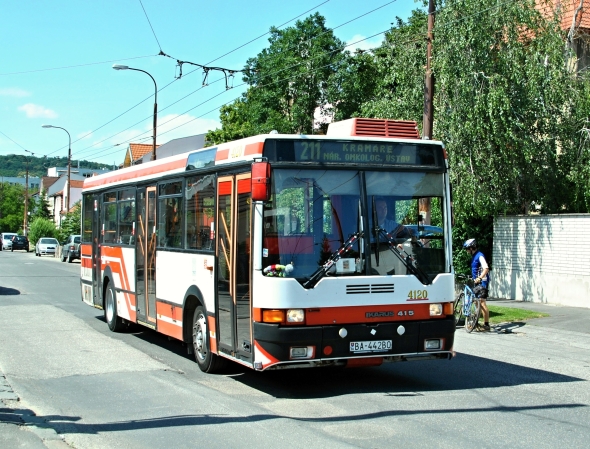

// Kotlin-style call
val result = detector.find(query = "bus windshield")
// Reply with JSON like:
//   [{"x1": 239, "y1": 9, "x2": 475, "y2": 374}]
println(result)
[{"x1": 261, "y1": 168, "x2": 448, "y2": 285}]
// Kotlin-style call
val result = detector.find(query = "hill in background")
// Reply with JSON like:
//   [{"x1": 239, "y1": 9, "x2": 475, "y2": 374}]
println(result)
[{"x1": 0, "y1": 154, "x2": 113, "y2": 178}]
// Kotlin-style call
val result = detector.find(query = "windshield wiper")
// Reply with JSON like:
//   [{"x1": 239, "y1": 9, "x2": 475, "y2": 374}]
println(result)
[
  {"x1": 375, "y1": 228, "x2": 431, "y2": 285},
  {"x1": 303, "y1": 232, "x2": 362, "y2": 289}
]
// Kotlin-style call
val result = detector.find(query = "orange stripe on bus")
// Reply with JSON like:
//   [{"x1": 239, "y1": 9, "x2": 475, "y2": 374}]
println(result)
[
  {"x1": 156, "y1": 320, "x2": 183, "y2": 341},
  {"x1": 305, "y1": 304, "x2": 433, "y2": 325},
  {"x1": 215, "y1": 149, "x2": 229, "y2": 161},
  {"x1": 253, "y1": 304, "x2": 437, "y2": 325},
  {"x1": 84, "y1": 156, "x2": 188, "y2": 189},
  {"x1": 156, "y1": 302, "x2": 183, "y2": 321},
  {"x1": 244, "y1": 142, "x2": 264, "y2": 155},
  {"x1": 207, "y1": 316, "x2": 218, "y2": 354}
]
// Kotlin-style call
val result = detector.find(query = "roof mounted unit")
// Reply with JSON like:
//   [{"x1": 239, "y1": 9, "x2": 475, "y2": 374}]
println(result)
[{"x1": 326, "y1": 118, "x2": 420, "y2": 139}]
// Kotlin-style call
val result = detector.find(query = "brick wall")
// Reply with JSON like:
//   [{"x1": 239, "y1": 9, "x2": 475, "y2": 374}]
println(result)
[{"x1": 491, "y1": 214, "x2": 590, "y2": 308}]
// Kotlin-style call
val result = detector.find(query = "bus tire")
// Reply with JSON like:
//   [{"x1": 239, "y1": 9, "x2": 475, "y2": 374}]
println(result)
[
  {"x1": 105, "y1": 282, "x2": 125, "y2": 332},
  {"x1": 192, "y1": 306, "x2": 226, "y2": 373}
]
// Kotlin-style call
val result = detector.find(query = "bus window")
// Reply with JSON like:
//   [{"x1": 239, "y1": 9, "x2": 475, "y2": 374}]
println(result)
[
  {"x1": 185, "y1": 174, "x2": 215, "y2": 251},
  {"x1": 102, "y1": 192, "x2": 117, "y2": 243}
]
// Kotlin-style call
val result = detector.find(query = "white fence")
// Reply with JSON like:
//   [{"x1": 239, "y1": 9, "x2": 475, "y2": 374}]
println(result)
[{"x1": 490, "y1": 214, "x2": 590, "y2": 308}]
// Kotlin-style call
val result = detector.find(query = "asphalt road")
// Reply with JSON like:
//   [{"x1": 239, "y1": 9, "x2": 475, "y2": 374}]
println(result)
[{"x1": 1, "y1": 249, "x2": 589, "y2": 449}]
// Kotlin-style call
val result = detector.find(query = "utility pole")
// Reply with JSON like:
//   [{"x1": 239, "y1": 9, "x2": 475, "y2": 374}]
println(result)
[
  {"x1": 420, "y1": 0, "x2": 436, "y2": 226},
  {"x1": 422, "y1": 0, "x2": 435, "y2": 140}
]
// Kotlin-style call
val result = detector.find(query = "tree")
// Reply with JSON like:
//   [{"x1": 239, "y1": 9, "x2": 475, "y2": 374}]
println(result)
[
  {"x1": 207, "y1": 13, "x2": 346, "y2": 143},
  {"x1": 28, "y1": 218, "x2": 58, "y2": 246},
  {"x1": 359, "y1": 10, "x2": 429, "y2": 125},
  {"x1": 29, "y1": 190, "x2": 52, "y2": 222},
  {"x1": 0, "y1": 182, "x2": 25, "y2": 233},
  {"x1": 58, "y1": 201, "x2": 82, "y2": 242}
]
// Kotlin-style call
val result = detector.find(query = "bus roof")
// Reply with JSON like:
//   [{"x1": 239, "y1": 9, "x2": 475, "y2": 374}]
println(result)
[{"x1": 83, "y1": 119, "x2": 444, "y2": 192}]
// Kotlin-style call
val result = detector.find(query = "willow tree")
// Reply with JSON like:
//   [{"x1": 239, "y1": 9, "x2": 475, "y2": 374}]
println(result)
[{"x1": 435, "y1": 0, "x2": 590, "y2": 218}]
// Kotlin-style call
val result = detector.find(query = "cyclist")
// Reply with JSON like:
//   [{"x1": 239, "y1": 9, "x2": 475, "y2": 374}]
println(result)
[{"x1": 463, "y1": 238, "x2": 490, "y2": 331}]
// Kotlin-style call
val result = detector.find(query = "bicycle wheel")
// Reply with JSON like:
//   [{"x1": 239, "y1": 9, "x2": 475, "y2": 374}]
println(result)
[
  {"x1": 465, "y1": 298, "x2": 481, "y2": 333},
  {"x1": 454, "y1": 293, "x2": 464, "y2": 325}
]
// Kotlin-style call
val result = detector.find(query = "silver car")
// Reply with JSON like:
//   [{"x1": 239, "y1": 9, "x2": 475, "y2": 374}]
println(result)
[
  {"x1": 1, "y1": 232, "x2": 17, "y2": 251},
  {"x1": 35, "y1": 237, "x2": 59, "y2": 257}
]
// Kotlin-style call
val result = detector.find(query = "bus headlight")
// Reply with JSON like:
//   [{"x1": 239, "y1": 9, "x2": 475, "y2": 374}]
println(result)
[
  {"x1": 429, "y1": 303, "x2": 443, "y2": 316},
  {"x1": 286, "y1": 309, "x2": 305, "y2": 323}
]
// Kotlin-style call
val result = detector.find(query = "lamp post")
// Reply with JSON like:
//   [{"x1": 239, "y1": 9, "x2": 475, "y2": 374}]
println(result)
[
  {"x1": 42, "y1": 125, "x2": 71, "y2": 216},
  {"x1": 113, "y1": 64, "x2": 158, "y2": 161}
]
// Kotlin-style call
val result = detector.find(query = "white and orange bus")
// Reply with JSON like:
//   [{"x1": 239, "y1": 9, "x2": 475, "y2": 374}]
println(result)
[{"x1": 80, "y1": 117, "x2": 456, "y2": 373}]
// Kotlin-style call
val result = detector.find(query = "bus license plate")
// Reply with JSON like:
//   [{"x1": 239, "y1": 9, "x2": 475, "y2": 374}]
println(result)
[{"x1": 350, "y1": 340, "x2": 392, "y2": 353}]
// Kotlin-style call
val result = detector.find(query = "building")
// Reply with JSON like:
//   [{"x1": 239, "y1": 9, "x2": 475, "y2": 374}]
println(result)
[
  {"x1": 47, "y1": 166, "x2": 111, "y2": 178},
  {"x1": 121, "y1": 143, "x2": 161, "y2": 168},
  {"x1": 0, "y1": 176, "x2": 41, "y2": 191},
  {"x1": 134, "y1": 135, "x2": 206, "y2": 165}
]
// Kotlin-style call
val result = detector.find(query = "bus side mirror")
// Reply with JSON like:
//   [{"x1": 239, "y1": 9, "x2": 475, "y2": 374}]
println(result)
[{"x1": 251, "y1": 161, "x2": 271, "y2": 202}]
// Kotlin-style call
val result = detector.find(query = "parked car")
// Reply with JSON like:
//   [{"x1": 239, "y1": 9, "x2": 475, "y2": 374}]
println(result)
[
  {"x1": 11, "y1": 235, "x2": 30, "y2": 252},
  {"x1": 35, "y1": 237, "x2": 59, "y2": 257},
  {"x1": 1, "y1": 232, "x2": 17, "y2": 251},
  {"x1": 61, "y1": 234, "x2": 81, "y2": 263}
]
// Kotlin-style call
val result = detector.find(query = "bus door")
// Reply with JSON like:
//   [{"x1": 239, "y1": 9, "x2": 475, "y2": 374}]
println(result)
[
  {"x1": 92, "y1": 194, "x2": 102, "y2": 307},
  {"x1": 135, "y1": 186, "x2": 157, "y2": 327},
  {"x1": 216, "y1": 174, "x2": 252, "y2": 363}
]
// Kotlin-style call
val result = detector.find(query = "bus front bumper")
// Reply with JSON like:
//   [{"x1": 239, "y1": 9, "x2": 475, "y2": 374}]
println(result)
[{"x1": 253, "y1": 317, "x2": 456, "y2": 370}]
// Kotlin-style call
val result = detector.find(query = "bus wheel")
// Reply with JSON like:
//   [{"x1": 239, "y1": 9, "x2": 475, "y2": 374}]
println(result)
[
  {"x1": 105, "y1": 283, "x2": 125, "y2": 332},
  {"x1": 192, "y1": 306, "x2": 226, "y2": 373}
]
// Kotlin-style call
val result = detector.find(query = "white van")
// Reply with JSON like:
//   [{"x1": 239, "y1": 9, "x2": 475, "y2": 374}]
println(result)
[{"x1": 0, "y1": 233, "x2": 18, "y2": 251}]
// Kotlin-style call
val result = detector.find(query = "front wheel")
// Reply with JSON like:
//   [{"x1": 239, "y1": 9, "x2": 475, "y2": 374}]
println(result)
[
  {"x1": 104, "y1": 282, "x2": 125, "y2": 332},
  {"x1": 192, "y1": 306, "x2": 226, "y2": 373},
  {"x1": 465, "y1": 298, "x2": 481, "y2": 333},
  {"x1": 454, "y1": 293, "x2": 464, "y2": 325}
]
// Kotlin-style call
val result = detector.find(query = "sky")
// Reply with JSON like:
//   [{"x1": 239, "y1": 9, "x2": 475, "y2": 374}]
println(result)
[{"x1": 0, "y1": 0, "x2": 421, "y2": 167}]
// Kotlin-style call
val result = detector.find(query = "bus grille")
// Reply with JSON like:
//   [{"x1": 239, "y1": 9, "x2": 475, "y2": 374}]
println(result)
[{"x1": 346, "y1": 284, "x2": 395, "y2": 294}]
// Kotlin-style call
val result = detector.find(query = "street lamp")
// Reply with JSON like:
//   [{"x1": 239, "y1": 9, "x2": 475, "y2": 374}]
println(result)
[
  {"x1": 113, "y1": 64, "x2": 158, "y2": 161},
  {"x1": 42, "y1": 125, "x2": 71, "y2": 216}
]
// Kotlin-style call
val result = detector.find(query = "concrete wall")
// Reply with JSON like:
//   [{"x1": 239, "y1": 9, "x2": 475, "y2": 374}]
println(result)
[{"x1": 491, "y1": 214, "x2": 590, "y2": 308}]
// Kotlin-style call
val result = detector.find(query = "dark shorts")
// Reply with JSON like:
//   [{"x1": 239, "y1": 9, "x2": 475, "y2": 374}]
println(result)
[{"x1": 473, "y1": 285, "x2": 489, "y2": 299}]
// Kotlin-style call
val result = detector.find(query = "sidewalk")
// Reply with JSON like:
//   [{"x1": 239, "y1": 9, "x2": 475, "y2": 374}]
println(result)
[
  {"x1": 1, "y1": 374, "x2": 72, "y2": 449},
  {"x1": 487, "y1": 298, "x2": 590, "y2": 335}
]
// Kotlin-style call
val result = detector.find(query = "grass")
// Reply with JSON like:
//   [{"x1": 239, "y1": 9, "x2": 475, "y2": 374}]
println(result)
[{"x1": 487, "y1": 305, "x2": 549, "y2": 324}]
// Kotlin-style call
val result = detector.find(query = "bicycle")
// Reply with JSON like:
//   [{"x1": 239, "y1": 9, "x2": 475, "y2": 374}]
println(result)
[{"x1": 454, "y1": 274, "x2": 481, "y2": 333}]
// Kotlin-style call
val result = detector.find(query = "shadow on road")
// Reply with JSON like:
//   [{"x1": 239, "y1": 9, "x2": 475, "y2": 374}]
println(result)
[{"x1": 0, "y1": 286, "x2": 20, "y2": 296}]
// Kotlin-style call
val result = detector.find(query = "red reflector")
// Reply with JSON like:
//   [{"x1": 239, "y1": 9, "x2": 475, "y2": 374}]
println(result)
[
  {"x1": 323, "y1": 346, "x2": 333, "y2": 356},
  {"x1": 346, "y1": 357, "x2": 383, "y2": 368}
]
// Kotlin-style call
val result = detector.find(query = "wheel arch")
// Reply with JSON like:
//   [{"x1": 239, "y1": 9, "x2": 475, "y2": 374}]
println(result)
[{"x1": 182, "y1": 285, "x2": 205, "y2": 343}]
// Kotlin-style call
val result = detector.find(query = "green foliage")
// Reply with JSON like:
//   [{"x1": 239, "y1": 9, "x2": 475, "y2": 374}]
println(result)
[
  {"x1": 0, "y1": 182, "x2": 25, "y2": 233},
  {"x1": 0, "y1": 154, "x2": 111, "y2": 178},
  {"x1": 360, "y1": 9, "x2": 429, "y2": 124},
  {"x1": 207, "y1": 13, "x2": 346, "y2": 143},
  {"x1": 29, "y1": 190, "x2": 52, "y2": 222},
  {"x1": 57, "y1": 201, "x2": 82, "y2": 242},
  {"x1": 28, "y1": 218, "x2": 58, "y2": 246},
  {"x1": 205, "y1": 4, "x2": 590, "y2": 275}
]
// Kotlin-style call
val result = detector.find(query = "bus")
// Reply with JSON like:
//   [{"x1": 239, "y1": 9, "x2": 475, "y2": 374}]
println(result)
[{"x1": 80, "y1": 117, "x2": 455, "y2": 373}]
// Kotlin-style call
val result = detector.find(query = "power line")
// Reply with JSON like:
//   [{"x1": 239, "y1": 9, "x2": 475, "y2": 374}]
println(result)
[
  {"x1": 0, "y1": 54, "x2": 155, "y2": 77},
  {"x1": 41, "y1": 1, "x2": 415, "y2": 162},
  {"x1": 138, "y1": 0, "x2": 164, "y2": 53}
]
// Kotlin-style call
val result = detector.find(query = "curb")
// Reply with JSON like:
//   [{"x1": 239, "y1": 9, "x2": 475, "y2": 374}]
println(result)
[{"x1": 1, "y1": 374, "x2": 73, "y2": 449}]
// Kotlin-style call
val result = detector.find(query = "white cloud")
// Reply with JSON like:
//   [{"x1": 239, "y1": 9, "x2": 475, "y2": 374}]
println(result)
[
  {"x1": 18, "y1": 103, "x2": 57, "y2": 118},
  {"x1": 346, "y1": 34, "x2": 382, "y2": 52},
  {"x1": 0, "y1": 87, "x2": 31, "y2": 97}
]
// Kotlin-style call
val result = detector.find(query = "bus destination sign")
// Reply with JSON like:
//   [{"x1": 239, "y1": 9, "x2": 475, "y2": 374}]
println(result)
[{"x1": 264, "y1": 139, "x2": 442, "y2": 168}]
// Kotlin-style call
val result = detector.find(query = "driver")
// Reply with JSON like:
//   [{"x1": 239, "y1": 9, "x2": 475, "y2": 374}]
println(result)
[{"x1": 374, "y1": 198, "x2": 413, "y2": 240}]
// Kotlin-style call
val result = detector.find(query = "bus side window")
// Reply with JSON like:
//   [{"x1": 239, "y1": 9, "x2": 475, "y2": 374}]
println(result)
[{"x1": 185, "y1": 174, "x2": 215, "y2": 251}]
